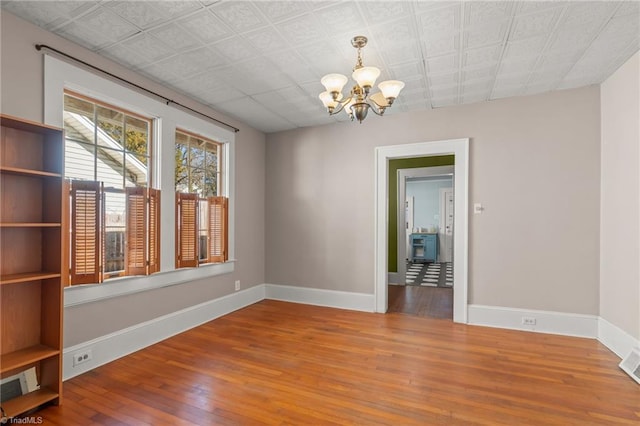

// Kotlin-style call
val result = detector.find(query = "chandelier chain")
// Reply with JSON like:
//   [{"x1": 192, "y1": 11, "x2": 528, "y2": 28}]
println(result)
[{"x1": 355, "y1": 46, "x2": 364, "y2": 70}]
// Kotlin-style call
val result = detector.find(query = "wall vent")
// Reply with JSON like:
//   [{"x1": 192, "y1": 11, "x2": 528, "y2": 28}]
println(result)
[{"x1": 619, "y1": 347, "x2": 640, "y2": 385}]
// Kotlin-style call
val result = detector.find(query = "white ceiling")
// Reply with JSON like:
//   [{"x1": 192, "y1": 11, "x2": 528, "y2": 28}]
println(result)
[{"x1": 3, "y1": 1, "x2": 639, "y2": 133}]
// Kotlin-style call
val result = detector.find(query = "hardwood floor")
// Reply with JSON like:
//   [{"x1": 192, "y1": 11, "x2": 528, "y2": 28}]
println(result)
[
  {"x1": 29, "y1": 300, "x2": 638, "y2": 425},
  {"x1": 388, "y1": 284, "x2": 453, "y2": 319}
]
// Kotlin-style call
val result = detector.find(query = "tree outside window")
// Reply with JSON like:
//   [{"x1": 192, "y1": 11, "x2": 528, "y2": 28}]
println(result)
[{"x1": 175, "y1": 129, "x2": 221, "y2": 198}]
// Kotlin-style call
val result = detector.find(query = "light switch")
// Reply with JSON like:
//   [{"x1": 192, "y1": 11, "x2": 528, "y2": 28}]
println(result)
[{"x1": 474, "y1": 203, "x2": 484, "y2": 214}]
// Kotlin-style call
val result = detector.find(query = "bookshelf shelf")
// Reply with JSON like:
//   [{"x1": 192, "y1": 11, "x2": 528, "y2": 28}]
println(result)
[{"x1": 0, "y1": 113, "x2": 64, "y2": 416}]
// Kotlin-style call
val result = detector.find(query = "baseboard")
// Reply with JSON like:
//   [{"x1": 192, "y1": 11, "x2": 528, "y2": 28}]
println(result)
[
  {"x1": 467, "y1": 304, "x2": 598, "y2": 339},
  {"x1": 63, "y1": 286, "x2": 634, "y2": 381},
  {"x1": 598, "y1": 317, "x2": 640, "y2": 359},
  {"x1": 388, "y1": 272, "x2": 401, "y2": 284},
  {"x1": 265, "y1": 284, "x2": 375, "y2": 312},
  {"x1": 63, "y1": 284, "x2": 266, "y2": 380}
]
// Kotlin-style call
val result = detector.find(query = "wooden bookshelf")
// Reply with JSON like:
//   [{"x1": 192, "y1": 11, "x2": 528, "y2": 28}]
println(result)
[
  {"x1": 1, "y1": 345, "x2": 60, "y2": 374},
  {"x1": 0, "y1": 272, "x2": 62, "y2": 286},
  {"x1": 0, "y1": 114, "x2": 64, "y2": 418},
  {"x1": 1, "y1": 388, "x2": 59, "y2": 418}
]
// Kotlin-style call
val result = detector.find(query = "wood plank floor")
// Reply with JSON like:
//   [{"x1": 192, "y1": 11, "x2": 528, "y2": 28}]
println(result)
[
  {"x1": 30, "y1": 300, "x2": 639, "y2": 425},
  {"x1": 388, "y1": 284, "x2": 453, "y2": 319}
]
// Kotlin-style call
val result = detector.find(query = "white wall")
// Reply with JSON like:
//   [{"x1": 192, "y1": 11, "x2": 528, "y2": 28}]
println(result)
[
  {"x1": 1, "y1": 12, "x2": 266, "y2": 347},
  {"x1": 406, "y1": 178, "x2": 452, "y2": 231},
  {"x1": 600, "y1": 51, "x2": 640, "y2": 341},
  {"x1": 266, "y1": 86, "x2": 601, "y2": 315}
]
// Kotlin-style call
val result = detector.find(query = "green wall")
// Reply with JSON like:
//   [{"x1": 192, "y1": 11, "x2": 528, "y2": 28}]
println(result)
[{"x1": 388, "y1": 155, "x2": 455, "y2": 272}]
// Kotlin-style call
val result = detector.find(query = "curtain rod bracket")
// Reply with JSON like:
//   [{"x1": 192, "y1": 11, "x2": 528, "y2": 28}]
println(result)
[{"x1": 34, "y1": 43, "x2": 240, "y2": 134}]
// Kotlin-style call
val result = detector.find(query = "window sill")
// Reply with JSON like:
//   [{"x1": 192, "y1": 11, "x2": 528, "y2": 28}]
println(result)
[{"x1": 64, "y1": 260, "x2": 236, "y2": 307}]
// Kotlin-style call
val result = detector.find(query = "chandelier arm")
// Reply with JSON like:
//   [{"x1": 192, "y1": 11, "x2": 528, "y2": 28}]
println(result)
[
  {"x1": 369, "y1": 98, "x2": 386, "y2": 109},
  {"x1": 328, "y1": 102, "x2": 345, "y2": 116},
  {"x1": 328, "y1": 96, "x2": 353, "y2": 116},
  {"x1": 368, "y1": 101, "x2": 386, "y2": 116}
]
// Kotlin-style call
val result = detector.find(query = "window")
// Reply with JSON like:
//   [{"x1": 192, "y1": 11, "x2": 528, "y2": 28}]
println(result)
[
  {"x1": 175, "y1": 129, "x2": 228, "y2": 267},
  {"x1": 63, "y1": 92, "x2": 159, "y2": 284},
  {"x1": 46, "y1": 56, "x2": 236, "y2": 305}
]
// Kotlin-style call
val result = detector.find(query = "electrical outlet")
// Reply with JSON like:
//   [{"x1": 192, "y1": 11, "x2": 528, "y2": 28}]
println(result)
[
  {"x1": 234, "y1": 280, "x2": 240, "y2": 291},
  {"x1": 522, "y1": 317, "x2": 536, "y2": 326},
  {"x1": 73, "y1": 349, "x2": 93, "y2": 367}
]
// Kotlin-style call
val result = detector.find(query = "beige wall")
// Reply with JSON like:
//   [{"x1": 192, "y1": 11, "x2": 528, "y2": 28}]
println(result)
[
  {"x1": 600, "y1": 52, "x2": 640, "y2": 339},
  {"x1": 1, "y1": 12, "x2": 266, "y2": 347},
  {"x1": 266, "y1": 86, "x2": 601, "y2": 315}
]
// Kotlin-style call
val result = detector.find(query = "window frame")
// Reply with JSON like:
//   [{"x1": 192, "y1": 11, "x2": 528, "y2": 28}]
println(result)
[
  {"x1": 174, "y1": 127, "x2": 227, "y2": 268},
  {"x1": 64, "y1": 89, "x2": 154, "y2": 192},
  {"x1": 44, "y1": 54, "x2": 236, "y2": 307},
  {"x1": 64, "y1": 91, "x2": 156, "y2": 282}
]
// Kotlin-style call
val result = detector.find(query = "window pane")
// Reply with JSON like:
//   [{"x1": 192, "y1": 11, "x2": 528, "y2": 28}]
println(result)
[
  {"x1": 125, "y1": 115, "x2": 148, "y2": 160},
  {"x1": 97, "y1": 147, "x2": 125, "y2": 189},
  {"x1": 104, "y1": 191, "x2": 126, "y2": 273},
  {"x1": 64, "y1": 94, "x2": 94, "y2": 117},
  {"x1": 175, "y1": 142, "x2": 188, "y2": 192},
  {"x1": 204, "y1": 150, "x2": 218, "y2": 197},
  {"x1": 97, "y1": 106, "x2": 124, "y2": 148},
  {"x1": 203, "y1": 175, "x2": 216, "y2": 197},
  {"x1": 205, "y1": 149, "x2": 218, "y2": 172},
  {"x1": 64, "y1": 95, "x2": 95, "y2": 144},
  {"x1": 65, "y1": 141, "x2": 95, "y2": 181},
  {"x1": 190, "y1": 145, "x2": 205, "y2": 169},
  {"x1": 125, "y1": 152, "x2": 148, "y2": 188},
  {"x1": 175, "y1": 169, "x2": 189, "y2": 193},
  {"x1": 175, "y1": 131, "x2": 189, "y2": 145},
  {"x1": 190, "y1": 167, "x2": 205, "y2": 194}
]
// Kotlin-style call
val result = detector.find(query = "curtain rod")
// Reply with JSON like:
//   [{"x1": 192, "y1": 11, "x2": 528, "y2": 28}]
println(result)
[{"x1": 35, "y1": 44, "x2": 240, "y2": 133}]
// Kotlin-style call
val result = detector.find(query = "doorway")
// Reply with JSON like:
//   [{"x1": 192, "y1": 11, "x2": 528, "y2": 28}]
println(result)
[
  {"x1": 374, "y1": 139, "x2": 469, "y2": 323},
  {"x1": 391, "y1": 168, "x2": 454, "y2": 319},
  {"x1": 396, "y1": 166, "x2": 454, "y2": 286}
]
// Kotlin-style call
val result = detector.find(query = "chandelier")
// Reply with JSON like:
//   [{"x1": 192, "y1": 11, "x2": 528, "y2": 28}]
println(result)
[{"x1": 318, "y1": 36, "x2": 405, "y2": 123}]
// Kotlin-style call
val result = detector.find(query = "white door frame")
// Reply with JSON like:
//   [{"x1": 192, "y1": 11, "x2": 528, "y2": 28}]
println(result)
[
  {"x1": 405, "y1": 196, "x2": 414, "y2": 270},
  {"x1": 439, "y1": 187, "x2": 454, "y2": 263},
  {"x1": 396, "y1": 166, "x2": 454, "y2": 284},
  {"x1": 374, "y1": 138, "x2": 469, "y2": 323}
]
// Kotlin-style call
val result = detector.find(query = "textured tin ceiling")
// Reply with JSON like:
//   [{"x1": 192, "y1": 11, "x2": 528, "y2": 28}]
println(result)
[{"x1": 3, "y1": 1, "x2": 639, "y2": 132}]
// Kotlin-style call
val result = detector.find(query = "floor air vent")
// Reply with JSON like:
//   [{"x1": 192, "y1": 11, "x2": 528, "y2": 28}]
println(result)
[{"x1": 619, "y1": 347, "x2": 640, "y2": 384}]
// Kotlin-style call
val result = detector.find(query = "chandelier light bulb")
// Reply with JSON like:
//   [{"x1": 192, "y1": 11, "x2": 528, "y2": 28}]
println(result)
[
  {"x1": 352, "y1": 66, "x2": 381, "y2": 91},
  {"x1": 318, "y1": 91, "x2": 342, "y2": 111},
  {"x1": 320, "y1": 73, "x2": 348, "y2": 97},
  {"x1": 378, "y1": 80, "x2": 405, "y2": 101}
]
